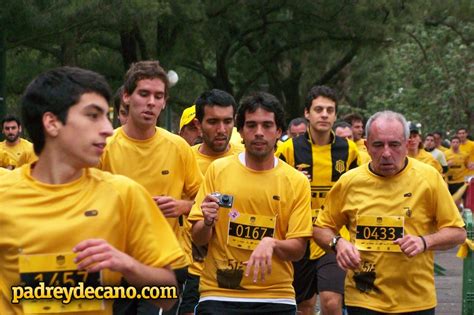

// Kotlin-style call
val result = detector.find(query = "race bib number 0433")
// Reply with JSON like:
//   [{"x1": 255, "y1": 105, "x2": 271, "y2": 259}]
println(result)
[{"x1": 355, "y1": 215, "x2": 404, "y2": 252}]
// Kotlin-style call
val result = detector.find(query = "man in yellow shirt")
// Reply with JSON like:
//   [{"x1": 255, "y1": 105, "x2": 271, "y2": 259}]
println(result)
[
  {"x1": 99, "y1": 61, "x2": 203, "y2": 314},
  {"x1": 343, "y1": 113, "x2": 366, "y2": 153},
  {"x1": 314, "y1": 110, "x2": 466, "y2": 314},
  {"x1": 433, "y1": 131, "x2": 449, "y2": 152},
  {"x1": 180, "y1": 89, "x2": 242, "y2": 315},
  {"x1": 112, "y1": 86, "x2": 128, "y2": 126},
  {"x1": 457, "y1": 127, "x2": 474, "y2": 176},
  {"x1": 407, "y1": 124, "x2": 442, "y2": 173},
  {"x1": 179, "y1": 105, "x2": 202, "y2": 146},
  {"x1": 0, "y1": 67, "x2": 183, "y2": 314},
  {"x1": 334, "y1": 121, "x2": 370, "y2": 165},
  {"x1": 189, "y1": 92, "x2": 312, "y2": 314},
  {"x1": 0, "y1": 115, "x2": 36, "y2": 168},
  {"x1": 277, "y1": 86, "x2": 359, "y2": 315},
  {"x1": 445, "y1": 136, "x2": 471, "y2": 206}
]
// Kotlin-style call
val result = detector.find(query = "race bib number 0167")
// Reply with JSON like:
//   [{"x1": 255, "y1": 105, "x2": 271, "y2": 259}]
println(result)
[{"x1": 227, "y1": 213, "x2": 275, "y2": 250}]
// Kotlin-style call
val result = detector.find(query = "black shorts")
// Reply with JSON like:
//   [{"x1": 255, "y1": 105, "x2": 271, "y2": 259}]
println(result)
[
  {"x1": 292, "y1": 252, "x2": 346, "y2": 303},
  {"x1": 179, "y1": 273, "x2": 200, "y2": 314},
  {"x1": 195, "y1": 300, "x2": 296, "y2": 315},
  {"x1": 113, "y1": 267, "x2": 188, "y2": 315}
]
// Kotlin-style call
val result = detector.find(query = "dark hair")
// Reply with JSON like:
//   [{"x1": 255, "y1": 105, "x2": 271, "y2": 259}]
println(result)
[
  {"x1": 195, "y1": 89, "x2": 237, "y2": 122},
  {"x1": 21, "y1": 66, "x2": 111, "y2": 155},
  {"x1": 456, "y1": 127, "x2": 468, "y2": 134},
  {"x1": 123, "y1": 61, "x2": 169, "y2": 98},
  {"x1": 113, "y1": 86, "x2": 127, "y2": 114},
  {"x1": 342, "y1": 113, "x2": 363, "y2": 125},
  {"x1": 451, "y1": 136, "x2": 460, "y2": 142},
  {"x1": 333, "y1": 120, "x2": 352, "y2": 131},
  {"x1": 425, "y1": 133, "x2": 434, "y2": 139},
  {"x1": 305, "y1": 85, "x2": 338, "y2": 111},
  {"x1": 433, "y1": 131, "x2": 443, "y2": 137},
  {"x1": 287, "y1": 117, "x2": 307, "y2": 130},
  {"x1": 1, "y1": 115, "x2": 21, "y2": 129},
  {"x1": 236, "y1": 92, "x2": 285, "y2": 131}
]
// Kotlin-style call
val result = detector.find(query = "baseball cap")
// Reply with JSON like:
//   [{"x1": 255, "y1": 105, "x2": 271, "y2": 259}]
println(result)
[
  {"x1": 409, "y1": 122, "x2": 420, "y2": 134},
  {"x1": 179, "y1": 105, "x2": 196, "y2": 130}
]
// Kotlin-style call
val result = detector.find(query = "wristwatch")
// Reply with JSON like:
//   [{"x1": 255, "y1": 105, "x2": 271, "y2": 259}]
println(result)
[{"x1": 329, "y1": 235, "x2": 342, "y2": 252}]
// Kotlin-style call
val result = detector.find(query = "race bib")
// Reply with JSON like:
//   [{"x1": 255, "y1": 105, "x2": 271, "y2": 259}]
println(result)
[
  {"x1": 311, "y1": 208, "x2": 320, "y2": 225},
  {"x1": 19, "y1": 252, "x2": 103, "y2": 313},
  {"x1": 227, "y1": 212, "x2": 276, "y2": 250},
  {"x1": 355, "y1": 215, "x2": 404, "y2": 252}
]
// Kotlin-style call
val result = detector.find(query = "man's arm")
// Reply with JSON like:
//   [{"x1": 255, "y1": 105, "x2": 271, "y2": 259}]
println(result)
[
  {"x1": 313, "y1": 226, "x2": 361, "y2": 271},
  {"x1": 191, "y1": 194, "x2": 219, "y2": 246},
  {"x1": 73, "y1": 239, "x2": 177, "y2": 310},
  {"x1": 244, "y1": 237, "x2": 306, "y2": 283},
  {"x1": 394, "y1": 227, "x2": 467, "y2": 257},
  {"x1": 153, "y1": 196, "x2": 194, "y2": 217}
]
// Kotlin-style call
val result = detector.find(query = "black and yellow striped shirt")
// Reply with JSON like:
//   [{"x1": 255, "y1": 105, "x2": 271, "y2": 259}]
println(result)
[{"x1": 276, "y1": 130, "x2": 360, "y2": 259}]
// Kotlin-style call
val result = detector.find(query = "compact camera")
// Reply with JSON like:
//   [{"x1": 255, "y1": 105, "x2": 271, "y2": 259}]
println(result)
[{"x1": 211, "y1": 192, "x2": 234, "y2": 208}]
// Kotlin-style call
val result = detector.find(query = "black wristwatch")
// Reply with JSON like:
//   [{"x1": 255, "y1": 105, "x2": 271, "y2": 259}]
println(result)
[{"x1": 329, "y1": 235, "x2": 342, "y2": 252}]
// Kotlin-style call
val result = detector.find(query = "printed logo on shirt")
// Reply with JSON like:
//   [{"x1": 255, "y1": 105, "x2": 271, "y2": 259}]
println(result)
[
  {"x1": 161, "y1": 170, "x2": 170, "y2": 175},
  {"x1": 84, "y1": 210, "x2": 98, "y2": 217},
  {"x1": 335, "y1": 160, "x2": 346, "y2": 173}
]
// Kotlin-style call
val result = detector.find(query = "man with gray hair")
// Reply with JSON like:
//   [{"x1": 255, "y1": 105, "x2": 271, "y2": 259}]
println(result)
[
  {"x1": 287, "y1": 117, "x2": 308, "y2": 139},
  {"x1": 313, "y1": 110, "x2": 466, "y2": 314}
]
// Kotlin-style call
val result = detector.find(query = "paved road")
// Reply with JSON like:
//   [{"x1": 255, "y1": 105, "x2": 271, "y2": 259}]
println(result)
[{"x1": 435, "y1": 247, "x2": 464, "y2": 315}]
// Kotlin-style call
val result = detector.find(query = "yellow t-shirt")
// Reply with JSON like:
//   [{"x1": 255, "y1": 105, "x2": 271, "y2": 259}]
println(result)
[
  {"x1": 410, "y1": 149, "x2": 442, "y2": 173},
  {"x1": 229, "y1": 127, "x2": 245, "y2": 152},
  {"x1": 460, "y1": 140, "x2": 474, "y2": 176},
  {"x1": 445, "y1": 149, "x2": 469, "y2": 184},
  {"x1": 99, "y1": 127, "x2": 203, "y2": 268},
  {"x1": 0, "y1": 138, "x2": 37, "y2": 169},
  {"x1": 188, "y1": 155, "x2": 312, "y2": 301},
  {"x1": 185, "y1": 144, "x2": 244, "y2": 276},
  {"x1": 315, "y1": 158, "x2": 465, "y2": 313},
  {"x1": 0, "y1": 149, "x2": 12, "y2": 168},
  {"x1": 0, "y1": 166, "x2": 10, "y2": 175},
  {"x1": 354, "y1": 139, "x2": 371, "y2": 164},
  {"x1": 0, "y1": 165, "x2": 184, "y2": 315},
  {"x1": 276, "y1": 131, "x2": 360, "y2": 259},
  {"x1": 437, "y1": 145, "x2": 448, "y2": 152}
]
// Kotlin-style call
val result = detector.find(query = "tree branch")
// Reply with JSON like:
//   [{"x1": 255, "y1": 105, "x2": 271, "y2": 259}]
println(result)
[{"x1": 314, "y1": 43, "x2": 359, "y2": 85}]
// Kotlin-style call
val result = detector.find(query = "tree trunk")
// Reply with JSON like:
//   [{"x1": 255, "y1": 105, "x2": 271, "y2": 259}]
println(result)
[{"x1": 120, "y1": 30, "x2": 138, "y2": 70}]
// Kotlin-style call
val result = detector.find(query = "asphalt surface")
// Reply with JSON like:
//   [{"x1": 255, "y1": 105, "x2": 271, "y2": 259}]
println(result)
[{"x1": 435, "y1": 247, "x2": 464, "y2": 315}]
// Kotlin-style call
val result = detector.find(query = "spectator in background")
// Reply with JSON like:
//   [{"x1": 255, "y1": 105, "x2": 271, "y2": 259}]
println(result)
[
  {"x1": 179, "y1": 105, "x2": 203, "y2": 146},
  {"x1": 0, "y1": 115, "x2": 37, "y2": 168},
  {"x1": 113, "y1": 86, "x2": 128, "y2": 126}
]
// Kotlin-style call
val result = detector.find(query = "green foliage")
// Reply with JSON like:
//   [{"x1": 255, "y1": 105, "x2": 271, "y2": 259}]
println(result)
[{"x1": 0, "y1": 0, "x2": 472, "y2": 133}]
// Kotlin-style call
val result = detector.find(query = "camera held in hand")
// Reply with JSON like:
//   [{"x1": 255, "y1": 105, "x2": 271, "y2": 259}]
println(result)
[{"x1": 211, "y1": 192, "x2": 234, "y2": 208}]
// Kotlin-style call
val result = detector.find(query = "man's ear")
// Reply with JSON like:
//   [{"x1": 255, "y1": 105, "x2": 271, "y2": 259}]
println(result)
[
  {"x1": 122, "y1": 91, "x2": 130, "y2": 106},
  {"x1": 194, "y1": 118, "x2": 202, "y2": 133},
  {"x1": 42, "y1": 112, "x2": 62, "y2": 137}
]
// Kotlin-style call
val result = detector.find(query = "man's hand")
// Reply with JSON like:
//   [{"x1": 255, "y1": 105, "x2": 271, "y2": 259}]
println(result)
[
  {"x1": 244, "y1": 237, "x2": 275, "y2": 283},
  {"x1": 200, "y1": 194, "x2": 220, "y2": 227},
  {"x1": 153, "y1": 196, "x2": 191, "y2": 218},
  {"x1": 394, "y1": 235, "x2": 425, "y2": 257},
  {"x1": 335, "y1": 238, "x2": 361, "y2": 271},
  {"x1": 73, "y1": 239, "x2": 135, "y2": 274}
]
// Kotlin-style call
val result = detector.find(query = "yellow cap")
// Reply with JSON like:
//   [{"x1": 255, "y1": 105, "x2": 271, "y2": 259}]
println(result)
[{"x1": 179, "y1": 105, "x2": 196, "y2": 130}]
